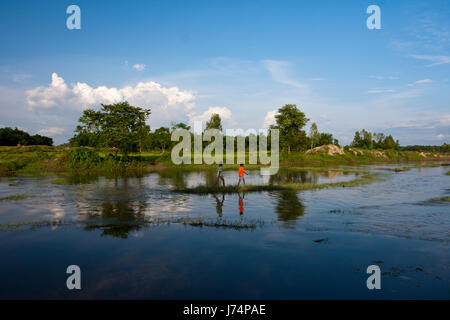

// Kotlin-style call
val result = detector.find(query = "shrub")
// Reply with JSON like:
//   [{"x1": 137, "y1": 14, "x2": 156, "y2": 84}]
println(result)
[{"x1": 68, "y1": 148, "x2": 102, "y2": 169}]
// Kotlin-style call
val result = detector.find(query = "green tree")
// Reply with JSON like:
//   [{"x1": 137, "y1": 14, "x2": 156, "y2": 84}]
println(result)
[
  {"x1": 270, "y1": 104, "x2": 309, "y2": 153},
  {"x1": 74, "y1": 101, "x2": 151, "y2": 157},
  {"x1": 205, "y1": 113, "x2": 223, "y2": 131},
  {"x1": 309, "y1": 122, "x2": 320, "y2": 149},
  {"x1": 153, "y1": 127, "x2": 171, "y2": 152}
]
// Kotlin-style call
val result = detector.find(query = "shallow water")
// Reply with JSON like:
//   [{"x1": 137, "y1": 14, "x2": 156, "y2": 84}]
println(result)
[{"x1": 0, "y1": 166, "x2": 448, "y2": 299}]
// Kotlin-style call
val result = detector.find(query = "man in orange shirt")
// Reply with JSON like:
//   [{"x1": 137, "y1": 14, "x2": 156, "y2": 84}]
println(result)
[{"x1": 237, "y1": 163, "x2": 248, "y2": 187}]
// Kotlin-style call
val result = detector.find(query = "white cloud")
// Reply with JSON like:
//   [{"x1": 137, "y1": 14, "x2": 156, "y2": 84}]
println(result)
[
  {"x1": 132, "y1": 64, "x2": 146, "y2": 71},
  {"x1": 413, "y1": 78, "x2": 433, "y2": 85},
  {"x1": 369, "y1": 75, "x2": 399, "y2": 80},
  {"x1": 410, "y1": 55, "x2": 450, "y2": 66},
  {"x1": 436, "y1": 133, "x2": 445, "y2": 140},
  {"x1": 408, "y1": 79, "x2": 433, "y2": 86},
  {"x1": 25, "y1": 73, "x2": 197, "y2": 128},
  {"x1": 38, "y1": 127, "x2": 64, "y2": 136},
  {"x1": 261, "y1": 60, "x2": 307, "y2": 89},
  {"x1": 263, "y1": 110, "x2": 278, "y2": 128},
  {"x1": 367, "y1": 89, "x2": 395, "y2": 94},
  {"x1": 189, "y1": 106, "x2": 234, "y2": 132},
  {"x1": 26, "y1": 73, "x2": 71, "y2": 108}
]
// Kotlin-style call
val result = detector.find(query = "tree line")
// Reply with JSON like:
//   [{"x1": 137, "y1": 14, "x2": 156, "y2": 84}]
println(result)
[
  {"x1": 0, "y1": 127, "x2": 53, "y2": 146},
  {"x1": 3, "y1": 101, "x2": 446, "y2": 154}
]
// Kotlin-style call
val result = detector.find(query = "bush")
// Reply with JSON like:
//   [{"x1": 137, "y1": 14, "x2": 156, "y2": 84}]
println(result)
[{"x1": 68, "y1": 148, "x2": 102, "y2": 169}]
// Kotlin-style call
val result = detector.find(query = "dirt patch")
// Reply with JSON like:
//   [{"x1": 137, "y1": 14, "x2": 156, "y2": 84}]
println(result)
[{"x1": 306, "y1": 144, "x2": 345, "y2": 156}]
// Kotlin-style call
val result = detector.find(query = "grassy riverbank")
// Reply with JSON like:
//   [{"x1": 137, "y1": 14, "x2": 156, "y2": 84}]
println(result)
[{"x1": 0, "y1": 145, "x2": 449, "y2": 177}]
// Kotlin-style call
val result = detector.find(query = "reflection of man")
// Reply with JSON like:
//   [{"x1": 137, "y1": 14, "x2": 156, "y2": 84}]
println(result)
[
  {"x1": 214, "y1": 194, "x2": 225, "y2": 217},
  {"x1": 214, "y1": 163, "x2": 225, "y2": 186},
  {"x1": 238, "y1": 192, "x2": 245, "y2": 215}
]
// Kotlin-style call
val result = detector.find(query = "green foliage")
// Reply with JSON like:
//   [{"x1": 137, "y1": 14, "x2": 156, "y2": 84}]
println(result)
[
  {"x1": 351, "y1": 129, "x2": 400, "y2": 150},
  {"x1": 205, "y1": 113, "x2": 223, "y2": 131},
  {"x1": 401, "y1": 143, "x2": 449, "y2": 153},
  {"x1": 68, "y1": 148, "x2": 102, "y2": 169},
  {"x1": 0, "y1": 127, "x2": 53, "y2": 146},
  {"x1": 74, "y1": 101, "x2": 151, "y2": 156},
  {"x1": 271, "y1": 104, "x2": 309, "y2": 153}
]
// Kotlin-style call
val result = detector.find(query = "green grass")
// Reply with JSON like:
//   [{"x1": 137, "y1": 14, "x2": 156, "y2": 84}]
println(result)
[
  {"x1": 172, "y1": 174, "x2": 385, "y2": 194},
  {"x1": 1, "y1": 145, "x2": 449, "y2": 178},
  {"x1": 51, "y1": 178, "x2": 70, "y2": 185},
  {"x1": 0, "y1": 194, "x2": 35, "y2": 202}
]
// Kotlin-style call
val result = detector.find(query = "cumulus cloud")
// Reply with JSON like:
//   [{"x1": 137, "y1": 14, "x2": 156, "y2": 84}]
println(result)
[
  {"x1": 133, "y1": 64, "x2": 146, "y2": 71},
  {"x1": 189, "y1": 106, "x2": 234, "y2": 132},
  {"x1": 263, "y1": 110, "x2": 278, "y2": 128},
  {"x1": 38, "y1": 127, "x2": 64, "y2": 136},
  {"x1": 25, "y1": 73, "x2": 197, "y2": 128}
]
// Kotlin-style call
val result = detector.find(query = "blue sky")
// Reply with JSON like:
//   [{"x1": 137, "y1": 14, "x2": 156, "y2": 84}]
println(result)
[{"x1": 0, "y1": 0, "x2": 449, "y2": 145}]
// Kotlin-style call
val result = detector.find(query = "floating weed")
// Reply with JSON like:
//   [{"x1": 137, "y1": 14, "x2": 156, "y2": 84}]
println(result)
[
  {"x1": 379, "y1": 167, "x2": 411, "y2": 172},
  {"x1": 425, "y1": 196, "x2": 450, "y2": 203},
  {"x1": 0, "y1": 194, "x2": 35, "y2": 202},
  {"x1": 0, "y1": 219, "x2": 63, "y2": 230},
  {"x1": 182, "y1": 217, "x2": 263, "y2": 230},
  {"x1": 51, "y1": 178, "x2": 70, "y2": 185}
]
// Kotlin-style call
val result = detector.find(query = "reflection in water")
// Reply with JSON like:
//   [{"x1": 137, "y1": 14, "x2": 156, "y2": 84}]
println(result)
[
  {"x1": 272, "y1": 190, "x2": 305, "y2": 227},
  {"x1": 82, "y1": 201, "x2": 148, "y2": 238},
  {"x1": 213, "y1": 194, "x2": 225, "y2": 217},
  {"x1": 238, "y1": 192, "x2": 246, "y2": 215},
  {"x1": 76, "y1": 177, "x2": 149, "y2": 238},
  {"x1": 269, "y1": 170, "x2": 314, "y2": 184}
]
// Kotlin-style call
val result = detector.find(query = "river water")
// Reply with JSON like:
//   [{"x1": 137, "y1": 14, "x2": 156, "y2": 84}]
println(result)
[{"x1": 0, "y1": 165, "x2": 448, "y2": 299}]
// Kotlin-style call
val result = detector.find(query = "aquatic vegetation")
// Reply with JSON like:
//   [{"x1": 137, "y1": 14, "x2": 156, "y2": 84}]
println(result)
[
  {"x1": 51, "y1": 178, "x2": 70, "y2": 185},
  {"x1": 172, "y1": 174, "x2": 385, "y2": 194},
  {"x1": 379, "y1": 167, "x2": 411, "y2": 172},
  {"x1": 0, "y1": 219, "x2": 63, "y2": 230},
  {"x1": 173, "y1": 184, "x2": 287, "y2": 194},
  {"x1": 182, "y1": 217, "x2": 263, "y2": 229},
  {"x1": 0, "y1": 194, "x2": 35, "y2": 202},
  {"x1": 446, "y1": 170, "x2": 450, "y2": 175},
  {"x1": 426, "y1": 196, "x2": 450, "y2": 203}
]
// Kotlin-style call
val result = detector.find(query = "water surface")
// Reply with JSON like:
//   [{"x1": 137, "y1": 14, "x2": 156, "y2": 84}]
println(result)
[{"x1": 0, "y1": 166, "x2": 448, "y2": 299}]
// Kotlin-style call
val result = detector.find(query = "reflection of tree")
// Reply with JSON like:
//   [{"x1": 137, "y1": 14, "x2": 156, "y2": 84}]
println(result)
[
  {"x1": 269, "y1": 169, "x2": 317, "y2": 184},
  {"x1": 83, "y1": 201, "x2": 147, "y2": 238},
  {"x1": 76, "y1": 177, "x2": 149, "y2": 239},
  {"x1": 158, "y1": 169, "x2": 187, "y2": 188},
  {"x1": 273, "y1": 190, "x2": 305, "y2": 227}
]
